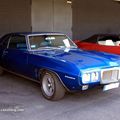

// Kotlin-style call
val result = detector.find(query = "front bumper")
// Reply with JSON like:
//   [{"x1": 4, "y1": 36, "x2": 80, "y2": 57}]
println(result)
[
  {"x1": 81, "y1": 67, "x2": 120, "y2": 91},
  {"x1": 101, "y1": 67, "x2": 120, "y2": 91}
]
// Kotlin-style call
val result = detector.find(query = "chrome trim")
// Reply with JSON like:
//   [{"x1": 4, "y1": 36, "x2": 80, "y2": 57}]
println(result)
[
  {"x1": 65, "y1": 75, "x2": 76, "y2": 80},
  {"x1": 27, "y1": 33, "x2": 65, "y2": 37},
  {"x1": 42, "y1": 73, "x2": 55, "y2": 97},
  {"x1": 65, "y1": 34, "x2": 78, "y2": 48},
  {"x1": 101, "y1": 67, "x2": 120, "y2": 84},
  {"x1": 25, "y1": 35, "x2": 31, "y2": 50},
  {"x1": 101, "y1": 67, "x2": 120, "y2": 79},
  {"x1": 6, "y1": 35, "x2": 11, "y2": 49}
]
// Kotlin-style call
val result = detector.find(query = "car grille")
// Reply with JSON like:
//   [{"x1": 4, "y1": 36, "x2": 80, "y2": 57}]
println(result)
[{"x1": 101, "y1": 68, "x2": 119, "y2": 84}]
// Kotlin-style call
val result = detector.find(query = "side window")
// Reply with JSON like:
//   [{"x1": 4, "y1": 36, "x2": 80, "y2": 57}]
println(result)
[
  {"x1": 0, "y1": 35, "x2": 11, "y2": 48},
  {"x1": 9, "y1": 35, "x2": 27, "y2": 50}
]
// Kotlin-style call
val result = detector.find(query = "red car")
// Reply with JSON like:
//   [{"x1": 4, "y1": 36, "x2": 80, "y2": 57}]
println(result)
[{"x1": 74, "y1": 34, "x2": 120, "y2": 55}]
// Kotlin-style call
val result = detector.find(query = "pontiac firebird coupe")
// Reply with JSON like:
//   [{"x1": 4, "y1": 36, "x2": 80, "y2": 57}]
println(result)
[
  {"x1": 0, "y1": 32, "x2": 120, "y2": 101},
  {"x1": 74, "y1": 34, "x2": 120, "y2": 55}
]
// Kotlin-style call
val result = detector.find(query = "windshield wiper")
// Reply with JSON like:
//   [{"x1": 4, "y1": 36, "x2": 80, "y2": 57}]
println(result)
[
  {"x1": 58, "y1": 46, "x2": 77, "y2": 49},
  {"x1": 36, "y1": 46, "x2": 59, "y2": 50},
  {"x1": 70, "y1": 46, "x2": 77, "y2": 48}
]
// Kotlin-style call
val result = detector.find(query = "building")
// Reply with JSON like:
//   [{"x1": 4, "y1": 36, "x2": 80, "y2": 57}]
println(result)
[{"x1": 0, "y1": 0, "x2": 120, "y2": 39}]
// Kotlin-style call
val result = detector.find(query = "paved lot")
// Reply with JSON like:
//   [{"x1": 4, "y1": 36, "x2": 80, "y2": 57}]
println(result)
[{"x1": 0, "y1": 72, "x2": 120, "y2": 120}]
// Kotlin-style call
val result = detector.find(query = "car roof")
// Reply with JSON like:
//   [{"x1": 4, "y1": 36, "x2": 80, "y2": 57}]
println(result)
[{"x1": 8, "y1": 32, "x2": 65, "y2": 36}]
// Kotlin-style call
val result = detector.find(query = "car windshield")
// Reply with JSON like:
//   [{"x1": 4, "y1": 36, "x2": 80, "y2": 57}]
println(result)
[{"x1": 28, "y1": 34, "x2": 77, "y2": 50}]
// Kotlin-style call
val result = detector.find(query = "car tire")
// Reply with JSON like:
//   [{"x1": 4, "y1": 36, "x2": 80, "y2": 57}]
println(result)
[
  {"x1": 0, "y1": 66, "x2": 4, "y2": 75},
  {"x1": 41, "y1": 71, "x2": 65, "y2": 101}
]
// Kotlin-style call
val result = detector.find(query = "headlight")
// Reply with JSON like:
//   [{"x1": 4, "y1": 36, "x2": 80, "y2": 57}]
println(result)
[
  {"x1": 91, "y1": 72, "x2": 99, "y2": 82},
  {"x1": 82, "y1": 72, "x2": 99, "y2": 84},
  {"x1": 82, "y1": 73, "x2": 91, "y2": 84}
]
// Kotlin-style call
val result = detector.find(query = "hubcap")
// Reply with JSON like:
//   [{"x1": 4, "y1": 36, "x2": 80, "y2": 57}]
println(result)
[{"x1": 42, "y1": 73, "x2": 55, "y2": 97}]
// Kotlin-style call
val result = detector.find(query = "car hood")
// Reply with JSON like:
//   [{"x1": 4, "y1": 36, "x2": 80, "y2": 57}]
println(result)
[{"x1": 32, "y1": 48, "x2": 120, "y2": 70}]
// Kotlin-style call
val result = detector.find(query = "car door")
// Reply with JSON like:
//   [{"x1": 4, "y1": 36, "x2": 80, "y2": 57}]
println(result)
[{"x1": 2, "y1": 34, "x2": 29, "y2": 76}]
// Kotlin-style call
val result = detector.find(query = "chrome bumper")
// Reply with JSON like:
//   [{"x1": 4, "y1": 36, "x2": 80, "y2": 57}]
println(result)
[{"x1": 101, "y1": 67, "x2": 120, "y2": 84}]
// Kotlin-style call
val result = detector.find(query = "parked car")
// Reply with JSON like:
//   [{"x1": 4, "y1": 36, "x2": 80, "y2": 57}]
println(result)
[
  {"x1": 0, "y1": 32, "x2": 120, "y2": 101},
  {"x1": 74, "y1": 34, "x2": 120, "y2": 55}
]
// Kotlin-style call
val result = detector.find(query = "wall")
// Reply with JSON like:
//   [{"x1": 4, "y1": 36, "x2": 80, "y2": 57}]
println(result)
[
  {"x1": 32, "y1": 0, "x2": 53, "y2": 32},
  {"x1": 0, "y1": 0, "x2": 31, "y2": 36},
  {"x1": 1, "y1": 0, "x2": 119, "y2": 40},
  {"x1": 73, "y1": 0, "x2": 120, "y2": 40},
  {"x1": 32, "y1": 0, "x2": 72, "y2": 37}
]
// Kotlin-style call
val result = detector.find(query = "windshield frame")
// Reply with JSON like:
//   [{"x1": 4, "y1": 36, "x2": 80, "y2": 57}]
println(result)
[{"x1": 27, "y1": 33, "x2": 77, "y2": 51}]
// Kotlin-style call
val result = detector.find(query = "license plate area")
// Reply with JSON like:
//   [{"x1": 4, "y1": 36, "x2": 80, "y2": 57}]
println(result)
[{"x1": 103, "y1": 82, "x2": 120, "y2": 91}]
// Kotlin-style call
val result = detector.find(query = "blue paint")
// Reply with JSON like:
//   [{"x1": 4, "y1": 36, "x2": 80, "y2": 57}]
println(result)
[{"x1": 0, "y1": 33, "x2": 120, "y2": 91}]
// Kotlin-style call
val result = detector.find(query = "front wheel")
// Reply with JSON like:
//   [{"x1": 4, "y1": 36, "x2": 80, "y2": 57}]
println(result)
[{"x1": 41, "y1": 71, "x2": 65, "y2": 101}]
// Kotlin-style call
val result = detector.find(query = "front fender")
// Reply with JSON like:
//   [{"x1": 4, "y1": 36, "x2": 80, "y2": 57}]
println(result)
[{"x1": 28, "y1": 54, "x2": 81, "y2": 91}]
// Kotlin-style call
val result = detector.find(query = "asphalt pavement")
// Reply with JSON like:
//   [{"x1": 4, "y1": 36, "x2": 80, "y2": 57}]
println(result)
[{"x1": 0, "y1": 72, "x2": 120, "y2": 120}]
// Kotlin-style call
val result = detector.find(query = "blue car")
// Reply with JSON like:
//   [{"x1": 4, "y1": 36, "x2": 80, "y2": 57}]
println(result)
[{"x1": 0, "y1": 32, "x2": 120, "y2": 101}]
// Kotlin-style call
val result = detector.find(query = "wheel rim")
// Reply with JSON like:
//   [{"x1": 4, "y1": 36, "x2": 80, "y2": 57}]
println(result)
[{"x1": 42, "y1": 73, "x2": 55, "y2": 97}]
